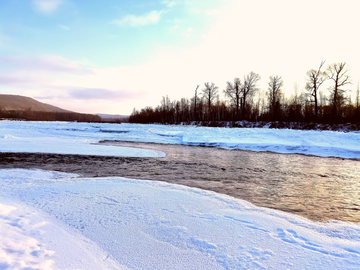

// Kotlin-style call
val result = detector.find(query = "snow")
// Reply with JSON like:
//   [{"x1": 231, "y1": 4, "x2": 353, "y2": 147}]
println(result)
[
  {"x1": 0, "y1": 197, "x2": 124, "y2": 270},
  {"x1": 1, "y1": 169, "x2": 360, "y2": 269},
  {"x1": 0, "y1": 121, "x2": 360, "y2": 269},
  {"x1": 0, "y1": 121, "x2": 165, "y2": 157},
  {"x1": 1, "y1": 121, "x2": 359, "y2": 158}
]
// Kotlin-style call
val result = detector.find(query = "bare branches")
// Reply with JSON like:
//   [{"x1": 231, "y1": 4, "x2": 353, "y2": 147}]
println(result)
[
  {"x1": 202, "y1": 82, "x2": 219, "y2": 104},
  {"x1": 305, "y1": 60, "x2": 327, "y2": 96},
  {"x1": 223, "y1": 72, "x2": 260, "y2": 120},
  {"x1": 202, "y1": 82, "x2": 219, "y2": 120},
  {"x1": 130, "y1": 61, "x2": 358, "y2": 124},
  {"x1": 326, "y1": 62, "x2": 352, "y2": 117},
  {"x1": 305, "y1": 61, "x2": 327, "y2": 119},
  {"x1": 326, "y1": 62, "x2": 351, "y2": 90},
  {"x1": 268, "y1": 75, "x2": 283, "y2": 120},
  {"x1": 224, "y1": 78, "x2": 241, "y2": 104},
  {"x1": 243, "y1": 72, "x2": 261, "y2": 98},
  {"x1": 224, "y1": 78, "x2": 241, "y2": 119},
  {"x1": 194, "y1": 85, "x2": 199, "y2": 121},
  {"x1": 268, "y1": 75, "x2": 283, "y2": 96}
]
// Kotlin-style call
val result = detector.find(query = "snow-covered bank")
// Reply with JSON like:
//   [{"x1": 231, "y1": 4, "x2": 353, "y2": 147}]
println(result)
[
  {"x1": 1, "y1": 169, "x2": 360, "y2": 269},
  {"x1": 1, "y1": 121, "x2": 360, "y2": 159},
  {"x1": 183, "y1": 120, "x2": 360, "y2": 132},
  {"x1": 0, "y1": 121, "x2": 165, "y2": 157}
]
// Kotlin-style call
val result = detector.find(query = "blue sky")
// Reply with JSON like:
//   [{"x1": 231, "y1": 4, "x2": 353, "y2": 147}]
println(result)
[{"x1": 1, "y1": 0, "x2": 360, "y2": 114}]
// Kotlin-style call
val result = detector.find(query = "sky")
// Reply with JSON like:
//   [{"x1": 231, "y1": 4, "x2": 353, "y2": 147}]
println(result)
[{"x1": 0, "y1": 0, "x2": 359, "y2": 115}]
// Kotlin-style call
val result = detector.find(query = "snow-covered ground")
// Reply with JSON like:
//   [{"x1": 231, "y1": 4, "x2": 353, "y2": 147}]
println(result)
[
  {"x1": 1, "y1": 121, "x2": 359, "y2": 159},
  {"x1": 1, "y1": 121, "x2": 360, "y2": 269}
]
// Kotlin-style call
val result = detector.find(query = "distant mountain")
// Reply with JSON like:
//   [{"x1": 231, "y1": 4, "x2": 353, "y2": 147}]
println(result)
[
  {"x1": 0, "y1": 94, "x2": 70, "y2": 113},
  {"x1": 97, "y1": 113, "x2": 129, "y2": 122},
  {"x1": 0, "y1": 94, "x2": 101, "y2": 122}
]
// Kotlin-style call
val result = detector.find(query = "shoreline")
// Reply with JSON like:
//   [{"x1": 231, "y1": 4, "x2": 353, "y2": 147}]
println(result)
[{"x1": 1, "y1": 141, "x2": 360, "y2": 223}]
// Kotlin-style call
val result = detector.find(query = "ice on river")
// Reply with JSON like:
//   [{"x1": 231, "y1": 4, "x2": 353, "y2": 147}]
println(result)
[
  {"x1": 1, "y1": 121, "x2": 360, "y2": 158},
  {"x1": 0, "y1": 121, "x2": 166, "y2": 157}
]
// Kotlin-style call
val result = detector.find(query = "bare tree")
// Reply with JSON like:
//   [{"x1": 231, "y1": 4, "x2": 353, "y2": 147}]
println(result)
[
  {"x1": 268, "y1": 76, "x2": 283, "y2": 120},
  {"x1": 202, "y1": 82, "x2": 219, "y2": 120},
  {"x1": 305, "y1": 61, "x2": 327, "y2": 120},
  {"x1": 194, "y1": 85, "x2": 199, "y2": 121},
  {"x1": 293, "y1": 82, "x2": 300, "y2": 104},
  {"x1": 242, "y1": 72, "x2": 261, "y2": 119},
  {"x1": 356, "y1": 81, "x2": 359, "y2": 109},
  {"x1": 326, "y1": 62, "x2": 351, "y2": 119},
  {"x1": 160, "y1": 95, "x2": 173, "y2": 123},
  {"x1": 224, "y1": 78, "x2": 242, "y2": 120}
]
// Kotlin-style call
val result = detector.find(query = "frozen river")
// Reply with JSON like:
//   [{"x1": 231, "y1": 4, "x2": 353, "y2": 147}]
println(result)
[
  {"x1": 101, "y1": 141, "x2": 360, "y2": 223},
  {"x1": 1, "y1": 121, "x2": 360, "y2": 269},
  {"x1": 2, "y1": 141, "x2": 360, "y2": 223},
  {"x1": 1, "y1": 121, "x2": 359, "y2": 223}
]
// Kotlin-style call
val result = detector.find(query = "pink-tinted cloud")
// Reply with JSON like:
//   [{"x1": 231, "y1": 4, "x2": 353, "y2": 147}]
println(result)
[
  {"x1": 67, "y1": 87, "x2": 144, "y2": 100},
  {"x1": 0, "y1": 55, "x2": 94, "y2": 75},
  {"x1": 0, "y1": 75, "x2": 35, "y2": 85}
]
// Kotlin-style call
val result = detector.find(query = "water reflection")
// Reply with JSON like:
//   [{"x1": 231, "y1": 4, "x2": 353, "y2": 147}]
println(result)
[
  {"x1": 234, "y1": 151, "x2": 360, "y2": 223},
  {"x1": 129, "y1": 142, "x2": 360, "y2": 223},
  {"x1": 49, "y1": 140, "x2": 360, "y2": 224}
]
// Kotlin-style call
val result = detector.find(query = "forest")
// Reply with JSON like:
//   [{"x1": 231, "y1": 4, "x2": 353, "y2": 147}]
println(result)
[
  {"x1": 130, "y1": 62, "x2": 360, "y2": 126},
  {"x1": 0, "y1": 109, "x2": 102, "y2": 122}
]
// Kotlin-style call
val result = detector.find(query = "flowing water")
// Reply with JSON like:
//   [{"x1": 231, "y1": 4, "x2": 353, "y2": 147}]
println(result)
[
  {"x1": 1, "y1": 141, "x2": 360, "y2": 223},
  {"x1": 102, "y1": 141, "x2": 360, "y2": 223}
]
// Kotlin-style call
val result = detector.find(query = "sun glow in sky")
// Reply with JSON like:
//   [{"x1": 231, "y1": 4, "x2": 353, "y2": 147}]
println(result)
[{"x1": 1, "y1": 0, "x2": 359, "y2": 115}]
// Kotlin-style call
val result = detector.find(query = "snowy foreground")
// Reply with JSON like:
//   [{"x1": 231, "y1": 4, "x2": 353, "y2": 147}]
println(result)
[{"x1": 1, "y1": 121, "x2": 360, "y2": 269}]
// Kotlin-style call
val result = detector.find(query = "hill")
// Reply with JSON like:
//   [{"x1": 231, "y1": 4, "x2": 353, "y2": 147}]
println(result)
[
  {"x1": 0, "y1": 94, "x2": 69, "y2": 113},
  {"x1": 0, "y1": 94, "x2": 101, "y2": 122}
]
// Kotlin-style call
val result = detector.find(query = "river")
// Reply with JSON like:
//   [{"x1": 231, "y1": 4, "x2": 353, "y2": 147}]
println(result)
[{"x1": 1, "y1": 141, "x2": 359, "y2": 223}]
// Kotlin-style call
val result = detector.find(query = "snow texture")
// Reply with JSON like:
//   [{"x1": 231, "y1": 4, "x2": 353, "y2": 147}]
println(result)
[{"x1": 1, "y1": 169, "x2": 360, "y2": 269}]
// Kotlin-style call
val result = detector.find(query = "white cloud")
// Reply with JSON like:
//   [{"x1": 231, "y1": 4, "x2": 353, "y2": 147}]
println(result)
[
  {"x1": 204, "y1": 9, "x2": 219, "y2": 16},
  {"x1": 33, "y1": 0, "x2": 63, "y2": 14},
  {"x1": 184, "y1": 27, "x2": 193, "y2": 37},
  {"x1": 162, "y1": 0, "x2": 177, "y2": 8},
  {"x1": 112, "y1": 10, "x2": 162, "y2": 27}
]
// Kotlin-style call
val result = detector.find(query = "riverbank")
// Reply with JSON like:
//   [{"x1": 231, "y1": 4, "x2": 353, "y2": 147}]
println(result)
[
  {"x1": 2, "y1": 141, "x2": 359, "y2": 223},
  {"x1": 179, "y1": 120, "x2": 360, "y2": 132}
]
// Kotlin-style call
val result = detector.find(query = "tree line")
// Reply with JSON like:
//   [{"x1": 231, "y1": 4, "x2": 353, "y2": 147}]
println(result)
[
  {"x1": 130, "y1": 62, "x2": 360, "y2": 125},
  {"x1": 0, "y1": 109, "x2": 102, "y2": 122}
]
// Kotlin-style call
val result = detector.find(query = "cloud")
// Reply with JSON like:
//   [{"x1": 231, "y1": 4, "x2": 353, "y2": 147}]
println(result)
[
  {"x1": 162, "y1": 0, "x2": 177, "y2": 7},
  {"x1": 112, "y1": 10, "x2": 162, "y2": 27},
  {"x1": 33, "y1": 0, "x2": 63, "y2": 14},
  {"x1": 0, "y1": 75, "x2": 35, "y2": 86},
  {"x1": 0, "y1": 55, "x2": 94, "y2": 75},
  {"x1": 184, "y1": 27, "x2": 193, "y2": 37},
  {"x1": 67, "y1": 87, "x2": 143, "y2": 101},
  {"x1": 204, "y1": 9, "x2": 219, "y2": 16}
]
